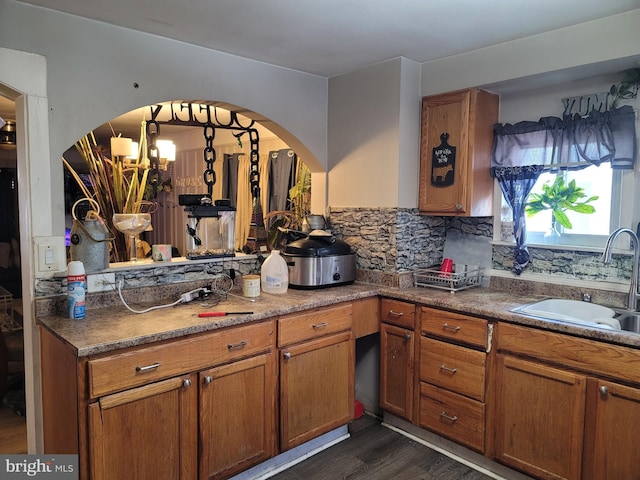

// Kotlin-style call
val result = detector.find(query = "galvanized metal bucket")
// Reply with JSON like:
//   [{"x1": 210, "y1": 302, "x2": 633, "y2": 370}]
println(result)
[{"x1": 69, "y1": 198, "x2": 114, "y2": 272}]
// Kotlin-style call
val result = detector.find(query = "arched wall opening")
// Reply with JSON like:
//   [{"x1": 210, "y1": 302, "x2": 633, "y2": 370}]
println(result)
[{"x1": 63, "y1": 100, "x2": 328, "y2": 261}]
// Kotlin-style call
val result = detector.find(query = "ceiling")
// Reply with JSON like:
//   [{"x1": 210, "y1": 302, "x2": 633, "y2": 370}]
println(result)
[
  {"x1": 12, "y1": 0, "x2": 640, "y2": 77},
  {"x1": 2, "y1": 0, "x2": 639, "y2": 142}
]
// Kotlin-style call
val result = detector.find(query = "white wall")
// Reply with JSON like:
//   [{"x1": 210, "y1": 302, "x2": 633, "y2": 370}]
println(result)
[
  {"x1": 328, "y1": 57, "x2": 421, "y2": 208},
  {"x1": 420, "y1": 10, "x2": 640, "y2": 97},
  {"x1": 0, "y1": 0, "x2": 329, "y2": 229}
]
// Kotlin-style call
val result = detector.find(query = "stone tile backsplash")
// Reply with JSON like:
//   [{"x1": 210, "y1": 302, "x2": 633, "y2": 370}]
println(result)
[{"x1": 37, "y1": 207, "x2": 629, "y2": 305}]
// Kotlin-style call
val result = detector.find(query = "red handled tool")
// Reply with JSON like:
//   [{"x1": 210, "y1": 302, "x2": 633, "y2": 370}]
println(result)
[{"x1": 198, "y1": 311, "x2": 254, "y2": 317}]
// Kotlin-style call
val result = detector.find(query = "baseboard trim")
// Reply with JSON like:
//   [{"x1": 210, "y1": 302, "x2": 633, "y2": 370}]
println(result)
[
  {"x1": 382, "y1": 413, "x2": 534, "y2": 480},
  {"x1": 230, "y1": 425, "x2": 350, "y2": 480}
]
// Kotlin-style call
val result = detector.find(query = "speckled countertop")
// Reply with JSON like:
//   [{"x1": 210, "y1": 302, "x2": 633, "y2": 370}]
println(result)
[{"x1": 38, "y1": 282, "x2": 640, "y2": 357}]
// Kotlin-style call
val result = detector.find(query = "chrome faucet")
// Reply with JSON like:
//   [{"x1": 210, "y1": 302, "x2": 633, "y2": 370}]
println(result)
[{"x1": 602, "y1": 228, "x2": 640, "y2": 311}]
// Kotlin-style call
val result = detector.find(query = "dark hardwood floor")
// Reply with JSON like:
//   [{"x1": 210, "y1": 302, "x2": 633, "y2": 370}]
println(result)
[{"x1": 271, "y1": 416, "x2": 492, "y2": 480}]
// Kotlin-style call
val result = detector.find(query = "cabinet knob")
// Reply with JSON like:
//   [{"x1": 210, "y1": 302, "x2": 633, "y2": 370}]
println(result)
[
  {"x1": 283, "y1": 352, "x2": 292, "y2": 360},
  {"x1": 404, "y1": 333, "x2": 411, "y2": 340},
  {"x1": 203, "y1": 375, "x2": 213, "y2": 384},
  {"x1": 455, "y1": 204, "x2": 463, "y2": 212},
  {"x1": 183, "y1": 379, "x2": 192, "y2": 388},
  {"x1": 599, "y1": 385, "x2": 609, "y2": 397}
]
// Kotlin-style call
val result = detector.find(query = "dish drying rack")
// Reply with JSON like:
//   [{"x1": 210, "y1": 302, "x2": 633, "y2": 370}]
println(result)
[{"x1": 413, "y1": 265, "x2": 484, "y2": 292}]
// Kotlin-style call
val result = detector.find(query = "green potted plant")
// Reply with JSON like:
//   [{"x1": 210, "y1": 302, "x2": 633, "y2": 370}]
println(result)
[
  {"x1": 609, "y1": 68, "x2": 640, "y2": 109},
  {"x1": 525, "y1": 176, "x2": 598, "y2": 243}
]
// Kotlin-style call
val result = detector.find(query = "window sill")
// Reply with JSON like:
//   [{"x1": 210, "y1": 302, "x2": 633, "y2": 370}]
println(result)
[{"x1": 492, "y1": 239, "x2": 619, "y2": 255}]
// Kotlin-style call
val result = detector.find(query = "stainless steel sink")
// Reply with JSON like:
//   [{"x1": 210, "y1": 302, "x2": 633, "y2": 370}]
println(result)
[{"x1": 613, "y1": 310, "x2": 640, "y2": 334}]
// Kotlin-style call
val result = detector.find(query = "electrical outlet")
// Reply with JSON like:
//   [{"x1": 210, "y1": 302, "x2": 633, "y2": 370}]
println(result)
[{"x1": 87, "y1": 272, "x2": 116, "y2": 293}]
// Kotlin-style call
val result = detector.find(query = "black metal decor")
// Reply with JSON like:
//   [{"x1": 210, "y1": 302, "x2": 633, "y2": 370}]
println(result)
[
  {"x1": 431, "y1": 132, "x2": 456, "y2": 187},
  {"x1": 148, "y1": 102, "x2": 261, "y2": 198},
  {"x1": 151, "y1": 102, "x2": 268, "y2": 254},
  {"x1": 146, "y1": 119, "x2": 162, "y2": 197}
]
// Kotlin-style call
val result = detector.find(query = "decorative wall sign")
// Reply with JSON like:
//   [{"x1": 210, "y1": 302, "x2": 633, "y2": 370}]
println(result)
[{"x1": 431, "y1": 133, "x2": 456, "y2": 187}]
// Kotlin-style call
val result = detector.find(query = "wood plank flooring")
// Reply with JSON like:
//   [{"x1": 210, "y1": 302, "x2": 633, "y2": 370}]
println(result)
[
  {"x1": 271, "y1": 416, "x2": 492, "y2": 480},
  {"x1": 0, "y1": 404, "x2": 27, "y2": 454}
]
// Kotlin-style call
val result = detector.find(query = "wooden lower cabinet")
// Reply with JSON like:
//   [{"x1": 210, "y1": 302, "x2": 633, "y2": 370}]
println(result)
[
  {"x1": 419, "y1": 382, "x2": 485, "y2": 453},
  {"x1": 379, "y1": 322, "x2": 415, "y2": 421},
  {"x1": 279, "y1": 330, "x2": 354, "y2": 451},
  {"x1": 88, "y1": 374, "x2": 198, "y2": 480},
  {"x1": 88, "y1": 352, "x2": 277, "y2": 480},
  {"x1": 494, "y1": 354, "x2": 586, "y2": 480},
  {"x1": 418, "y1": 308, "x2": 490, "y2": 454},
  {"x1": 199, "y1": 352, "x2": 277, "y2": 479},
  {"x1": 583, "y1": 379, "x2": 640, "y2": 480}
]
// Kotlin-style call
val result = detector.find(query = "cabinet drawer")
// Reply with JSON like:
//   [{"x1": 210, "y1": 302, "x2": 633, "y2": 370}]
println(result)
[
  {"x1": 420, "y1": 337, "x2": 485, "y2": 401},
  {"x1": 421, "y1": 307, "x2": 488, "y2": 349},
  {"x1": 88, "y1": 320, "x2": 275, "y2": 398},
  {"x1": 497, "y1": 322, "x2": 640, "y2": 386},
  {"x1": 380, "y1": 299, "x2": 415, "y2": 329},
  {"x1": 278, "y1": 303, "x2": 352, "y2": 347},
  {"x1": 419, "y1": 382, "x2": 485, "y2": 453}
]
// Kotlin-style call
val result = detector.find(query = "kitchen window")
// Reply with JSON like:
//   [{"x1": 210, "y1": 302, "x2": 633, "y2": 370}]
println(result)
[
  {"x1": 491, "y1": 105, "x2": 637, "y2": 274},
  {"x1": 497, "y1": 162, "x2": 626, "y2": 249}
]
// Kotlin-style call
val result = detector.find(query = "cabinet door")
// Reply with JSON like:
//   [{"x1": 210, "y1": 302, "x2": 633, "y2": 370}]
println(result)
[
  {"x1": 88, "y1": 374, "x2": 197, "y2": 480},
  {"x1": 419, "y1": 90, "x2": 471, "y2": 214},
  {"x1": 585, "y1": 380, "x2": 640, "y2": 479},
  {"x1": 379, "y1": 323, "x2": 414, "y2": 421},
  {"x1": 199, "y1": 352, "x2": 277, "y2": 480},
  {"x1": 419, "y1": 88, "x2": 496, "y2": 216},
  {"x1": 280, "y1": 331, "x2": 354, "y2": 451},
  {"x1": 494, "y1": 355, "x2": 585, "y2": 480}
]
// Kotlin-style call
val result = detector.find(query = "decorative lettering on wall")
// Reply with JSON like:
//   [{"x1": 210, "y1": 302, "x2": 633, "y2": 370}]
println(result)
[{"x1": 561, "y1": 92, "x2": 610, "y2": 116}]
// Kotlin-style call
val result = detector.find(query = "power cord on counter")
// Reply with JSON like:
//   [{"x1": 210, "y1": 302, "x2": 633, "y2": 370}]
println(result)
[{"x1": 116, "y1": 273, "x2": 252, "y2": 314}]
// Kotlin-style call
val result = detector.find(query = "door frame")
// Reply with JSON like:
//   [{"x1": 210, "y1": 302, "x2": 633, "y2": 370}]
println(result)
[{"x1": 0, "y1": 46, "x2": 53, "y2": 453}]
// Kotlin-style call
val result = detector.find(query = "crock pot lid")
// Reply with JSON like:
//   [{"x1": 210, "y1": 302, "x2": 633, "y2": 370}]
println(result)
[{"x1": 284, "y1": 236, "x2": 353, "y2": 256}]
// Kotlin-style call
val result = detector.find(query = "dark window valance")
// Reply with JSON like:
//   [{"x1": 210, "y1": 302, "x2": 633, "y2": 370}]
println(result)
[{"x1": 491, "y1": 105, "x2": 636, "y2": 173}]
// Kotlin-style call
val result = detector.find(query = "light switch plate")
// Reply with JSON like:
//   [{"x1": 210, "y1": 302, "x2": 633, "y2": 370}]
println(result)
[{"x1": 34, "y1": 236, "x2": 66, "y2": 274}]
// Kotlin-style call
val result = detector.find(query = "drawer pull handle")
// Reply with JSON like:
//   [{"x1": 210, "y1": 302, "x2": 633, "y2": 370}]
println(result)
[
  {"x1": 442, "y1": 323, "x2": 461, "y2": 332},
  {"x1": 388, "y1": 310, "x2": 404, "y2": 317},
  {"x1": 203, "y1": 375, "x2": 213, "y2": 385},
  {"x1": 227, "y1": 340, "x2": 247, "y2": 350},
  {"x1": 440, "y1": 411, "x2": 458, "y2": 422},
  {"x1": 312, "y1": 322, "x2": 328, "y2": 329},
  {"x1": 135, "y1": 362, "x2": 160, "y2": 372},
  {"x1": 439, "y1": 364, "x2": 458, "y2": 374}
]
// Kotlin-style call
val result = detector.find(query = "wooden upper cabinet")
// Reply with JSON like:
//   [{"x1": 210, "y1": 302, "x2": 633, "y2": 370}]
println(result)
[{"x1": 419, "y1": 88, "x2": 498, "y2": 216}]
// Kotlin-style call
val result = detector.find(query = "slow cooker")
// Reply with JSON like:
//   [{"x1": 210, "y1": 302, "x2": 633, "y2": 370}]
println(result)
[{"x1": 282, "y1": 230, "x2": 356, "y2": 289}]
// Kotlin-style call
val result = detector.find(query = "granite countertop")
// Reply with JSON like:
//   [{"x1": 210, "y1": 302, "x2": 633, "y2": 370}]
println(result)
[{"x1": 38, "y1": 282, "x2": 640, "y2": 357}]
